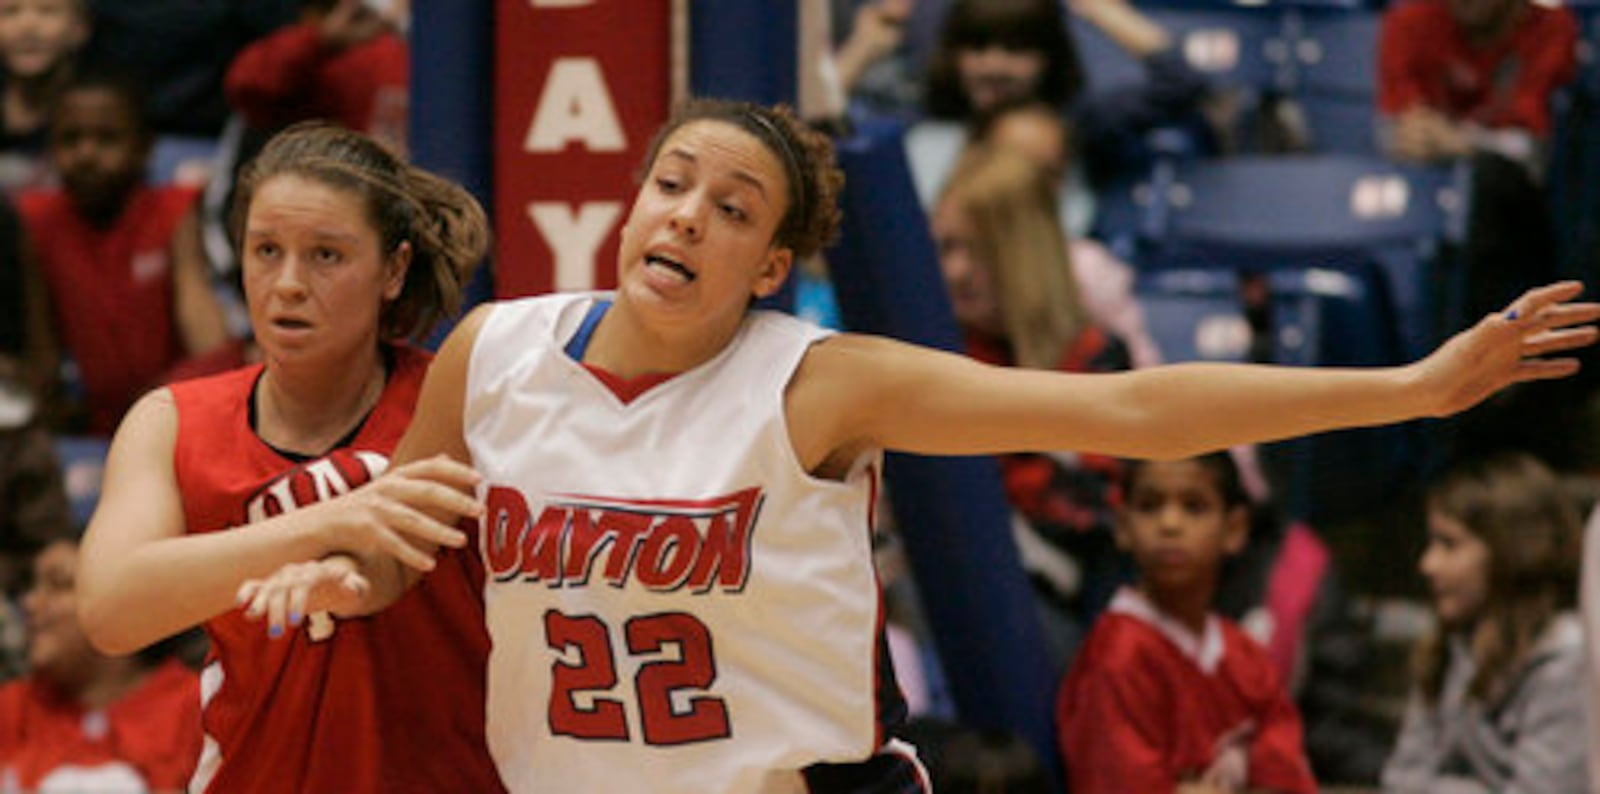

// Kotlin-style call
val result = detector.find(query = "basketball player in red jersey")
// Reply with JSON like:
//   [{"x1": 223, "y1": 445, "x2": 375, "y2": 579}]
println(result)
[
  {"x1": 75, "y1": 123, "x2": 504, "y2": 793},
  {"x1": 243, "y1": 99, "x2": 1597, "y2": 793}
]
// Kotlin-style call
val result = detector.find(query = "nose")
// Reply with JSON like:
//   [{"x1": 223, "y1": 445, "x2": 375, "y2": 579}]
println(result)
[
  {"x1": 668, "y1": 193, "x2": 708, "y2": 241},
  {"x1": 1418, "y1": 546, "x2": 1437, "y2": 578},
  {"x1": 272, "y1": 254, "x2": 310, "y2": 299}
]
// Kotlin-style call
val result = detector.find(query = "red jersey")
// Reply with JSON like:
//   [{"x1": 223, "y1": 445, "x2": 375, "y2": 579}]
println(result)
[
  {"x1": 1057, "y1": 588, "x2": 1316, "y2": 794},
  {"x1": 225, "y1": 22, "x2": 409, "y2": 154},
  {"x1": 1378, "y1": 0, "x2": 1578, "y2": 135},
  {"x1": 18, "y1": 185, "x2": 200, "y2": 436},
  {"x1": 0, "y1": 660, "x2": 201, "y2": 791},
  {"x1": 170, "y1": 346, "x2": 503, "y2": 794}
]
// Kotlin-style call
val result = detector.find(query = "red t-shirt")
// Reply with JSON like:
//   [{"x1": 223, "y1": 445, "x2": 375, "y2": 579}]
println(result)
[
  {"x1": 1378, "y1": 0, "x2": 1578, "y2": 135},
  {"x1": 170, "y1": 346, "x2": 504, "y2": 794},
  {"x1": 1057, "y1": 589, "x2": 1316, "y2": 794},
  {"x1": 19, "y1": 185, "x2": 200, "y2": 435},
  {"x1": 225, "y1": 22, "x2": 409, "y2": 153},
  {"x1": 0, "y1": 660, "x2": 201, "y2": 791}
]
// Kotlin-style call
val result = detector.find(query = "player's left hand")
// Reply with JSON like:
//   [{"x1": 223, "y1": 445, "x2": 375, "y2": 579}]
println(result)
[
  {"x1": 237, "y1": 555, "x2": 371, "y2": 640},
  {"x1": 1414, "y1": 281, "x2": 1600, "y2": 417}
]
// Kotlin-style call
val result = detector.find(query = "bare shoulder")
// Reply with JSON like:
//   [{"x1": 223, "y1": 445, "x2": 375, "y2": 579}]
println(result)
[{"x1": 112, "y1": 387, "x2": 181, "y2": 455}]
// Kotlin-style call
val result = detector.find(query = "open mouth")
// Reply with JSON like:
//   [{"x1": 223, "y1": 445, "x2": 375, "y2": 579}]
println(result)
[
  {"x1": 273, "y1": 318, "x2": 312, "y2": 331},
  {"x1": 646, "y1": 253, "x2": 695, "y2": 282}
]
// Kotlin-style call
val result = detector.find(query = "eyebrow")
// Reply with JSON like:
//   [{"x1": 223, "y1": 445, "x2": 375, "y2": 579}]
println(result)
[
  {"x1": 244, "y1": 227, "x2": 365, "y2": 246},
  {"x1": 661, "y1": 148, "x2": 773, "y2": 206}
]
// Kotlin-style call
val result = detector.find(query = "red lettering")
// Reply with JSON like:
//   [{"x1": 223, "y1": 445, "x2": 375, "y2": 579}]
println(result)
[
  {"x1": 635, "y1": 516, "x2": 698, "y2": 590},
  {"x1": 484, "y1": 485, "x2": 530, "y2": 580}
]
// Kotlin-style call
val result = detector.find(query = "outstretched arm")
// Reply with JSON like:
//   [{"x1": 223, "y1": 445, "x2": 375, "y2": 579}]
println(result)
[{"x1": 790, "y1": 282, "x2": 1598, "y2": 473}]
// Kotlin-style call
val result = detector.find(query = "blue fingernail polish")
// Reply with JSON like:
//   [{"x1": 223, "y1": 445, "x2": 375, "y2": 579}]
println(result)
[
  {"x1": 269, "y1": 625, "x2": 283, "y2": 638},
  {"x1": 1507, "y1": 309, "x2": 1521, "y2": 321},
  {"x1": 289, "y1": 612, "x2": 303, "y2": 626}
]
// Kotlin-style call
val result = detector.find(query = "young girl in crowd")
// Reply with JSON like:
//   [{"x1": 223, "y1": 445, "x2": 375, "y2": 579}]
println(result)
[
  {"x1": 75, "y1": 122, "x2": 503, "y2": 792},
  {"x1": 237, "y1": 98, "x2": 1595, "y2": 793},
  {"x1": 932, "y1": 142, "x2": 1143, "y2": 665},
  {"x1": 1382, "y1": 452, "x2": 1589, "y2": 792},
  {"x1": 1057, "y1": 453, "x2": 1317, "y2": 793}
]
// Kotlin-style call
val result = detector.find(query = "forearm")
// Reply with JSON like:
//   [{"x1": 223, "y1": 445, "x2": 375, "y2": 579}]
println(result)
[
  {"x1": 79, "y1": 510, "x2": 336, "y2": 655},
  {"x1": 1074, "y1": 1, "x2": 1170, "y2": 59},
  {"x1": 896, "y1": 361, "x2": 1429, "y2": 462}
]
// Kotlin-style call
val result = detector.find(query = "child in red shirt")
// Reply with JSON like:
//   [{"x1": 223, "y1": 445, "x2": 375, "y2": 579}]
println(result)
[{"x1": 1057, "y1": 452, "x2": 1316, "y2": 794}]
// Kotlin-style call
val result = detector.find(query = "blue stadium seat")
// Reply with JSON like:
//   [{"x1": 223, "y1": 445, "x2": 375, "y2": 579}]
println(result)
[
  {"x1": 1263, "y1": 266, "x2": 1415, "y2": 523},
  {"x1": 1287, "y1": 7, "x2": 1383, "y2": 154},
  {"x1": 1112, "y1": 154, "x2": 1468, "y2": 360},
  {"x1": 1133, "y1": 268, "x2": 1251, "y2": 364},
  {"x1": 54, "y1": 434, "x2": 109, "y2": 529},
  {"x1": 148, "y1": 134, "x2": 221, "y2": 187},
  {"x1": 1134, "y1": 262, "x2": 1412, "y2": 522},
  {"x1": 1075, "y1": 6, "x2": 1289, "y2": 97}
]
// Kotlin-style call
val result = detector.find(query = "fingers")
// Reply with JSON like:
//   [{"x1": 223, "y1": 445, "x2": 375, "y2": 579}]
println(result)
[
  {"x1": 1523, "y1": 326, "x2": 1600, "y2": 358},
  {"x1": 393, "y1": 454, "x2": 482, "y2": 493},
  {"x1": 1505, "y1": 280, "x2": 1587, "y2": 320},
  {"x1": 1512, "y1": 358, "x2": 1582, "y2": 384}
]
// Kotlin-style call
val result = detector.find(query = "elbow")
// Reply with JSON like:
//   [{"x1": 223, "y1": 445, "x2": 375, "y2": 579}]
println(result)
[{"x1": 76, "y1": 590, "x2": 143, "y2": 657}]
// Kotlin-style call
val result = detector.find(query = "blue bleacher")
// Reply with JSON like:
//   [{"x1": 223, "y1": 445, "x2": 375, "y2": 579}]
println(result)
[
  {"x1": 54, "y1": 435, "x2": 109, "y2": 530},
  {"x1": 1288, "y1": 7, "x2": 1383, "y2": 154},
  {"x1": 1100, "y1": 153, "x2": 1467, "y2": 361}
]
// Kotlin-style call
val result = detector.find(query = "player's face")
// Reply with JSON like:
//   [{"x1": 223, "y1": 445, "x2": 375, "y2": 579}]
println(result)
[
  {"x1": 241, "y1": 174, "x2": 408, "y2": 367},
  {"x1": 931, "y1": 195, "x2": 1002, "y2": 335},
  {"x1": 957, "y1": 44, "x2": 1046, "y2": 114},
  {"x1": 51, "y1": 87, "x2": 147, "y2": 219},
  {"x1": 22, "y1": 541, "x2": 96, "y2": 682},
  {"x1": 1116, "y1": 461, "x2": 1247, "y2": 594},
  {"x1": 0, "y1": 0, "x2": 84, "y2": 78},
  {"x1": 1419, "y1": 510, "x2": 1491, "y2": 627},
  {"x1": 617, "y1": 120, "x2": 793, "y2": 336}
]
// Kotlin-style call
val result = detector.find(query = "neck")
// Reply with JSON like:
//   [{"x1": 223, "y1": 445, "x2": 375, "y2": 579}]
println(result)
[
  {"x1": 584, "y1": 297, "x2": 744, "y2": 378},
  {"x1": 1139, "y1": 580, "x2": 1213, "y2": 636},
  {"x1": 257, "y1": 347, "x2": 387, "y2": 456},
  {"x1": 47, "y1": 656, "x2": 150, "y2": 712},
  {"x1": 1462, "y1": 7, "x2": 1523, "y2": 48}
]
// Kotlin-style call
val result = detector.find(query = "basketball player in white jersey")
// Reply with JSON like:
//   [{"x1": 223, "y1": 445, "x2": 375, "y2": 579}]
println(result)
[{"x1": 238, "y1": 99, "x2": 1599, "y2": 793}]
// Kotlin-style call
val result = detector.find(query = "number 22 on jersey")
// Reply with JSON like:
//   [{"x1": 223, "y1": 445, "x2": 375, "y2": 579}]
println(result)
[{"x1": 544, "y1": 609, "x2": 732, "y2": 746}]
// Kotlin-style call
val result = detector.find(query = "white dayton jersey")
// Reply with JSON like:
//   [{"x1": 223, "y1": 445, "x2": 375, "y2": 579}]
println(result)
[{"x1": 466, "y1": 293, "x2": 900, "y2": 794}]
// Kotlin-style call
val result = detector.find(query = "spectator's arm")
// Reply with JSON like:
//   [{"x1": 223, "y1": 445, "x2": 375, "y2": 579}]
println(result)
[
  {"x1": 1376, "y1": 8, "x2": 1430, "y2": 119},
  {"x1": 1500, "y1": 646, "x2": 1590, "y2": 794},
  {"x1": 1059, "y1": 654, "x2": 1175, "y2": 792},
  {"x1": 224, "y1": 22, "x2": 325, "y2": 130},
  {"x1": 1069, "y1": 0, "x2": 1171, "y2": 59},
  {"x1": 169, "y1": 207, "x2": 230, "y2": 357},
  {"x1": 1246, "y1": 670, "x2": 1318, "y2": 793},
  {"x1": 832, "y1": 0, "x2": 912, "y2": 101},
  {"x1": 1379, "y1": 693, "x2": 1445, "y2": 792},
  {"x1": 1494, "y1": 13, "x2": 1579, "y2": 137}
]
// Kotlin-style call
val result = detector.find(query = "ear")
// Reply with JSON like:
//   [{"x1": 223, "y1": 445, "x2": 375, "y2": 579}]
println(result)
[
  {"x1": 751, "y1": 246, "x2": 795, "y2": 300},
  {"x1": 1112, "y1": 510, "x2": 1132, "y2": 553},
  {"x1": 1221, "y1": 505, "x2": 1250, "y2": 556},
  {"x1": 68, "y1": 14, "x2": 90, "y2": 50},
  {"x1": 382, "y1": 240, "x2": 412, "y2": 301}
]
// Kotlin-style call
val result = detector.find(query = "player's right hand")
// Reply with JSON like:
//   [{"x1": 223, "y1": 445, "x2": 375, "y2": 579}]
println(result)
[{"x1": 319, "y1": 454, "x2": 482, "y2": 572}]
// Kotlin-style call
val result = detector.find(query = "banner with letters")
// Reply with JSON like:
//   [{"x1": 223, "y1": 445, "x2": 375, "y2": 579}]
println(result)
[{"x1": 494, "y1": 0, "x2": 676, "y2": 297}]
